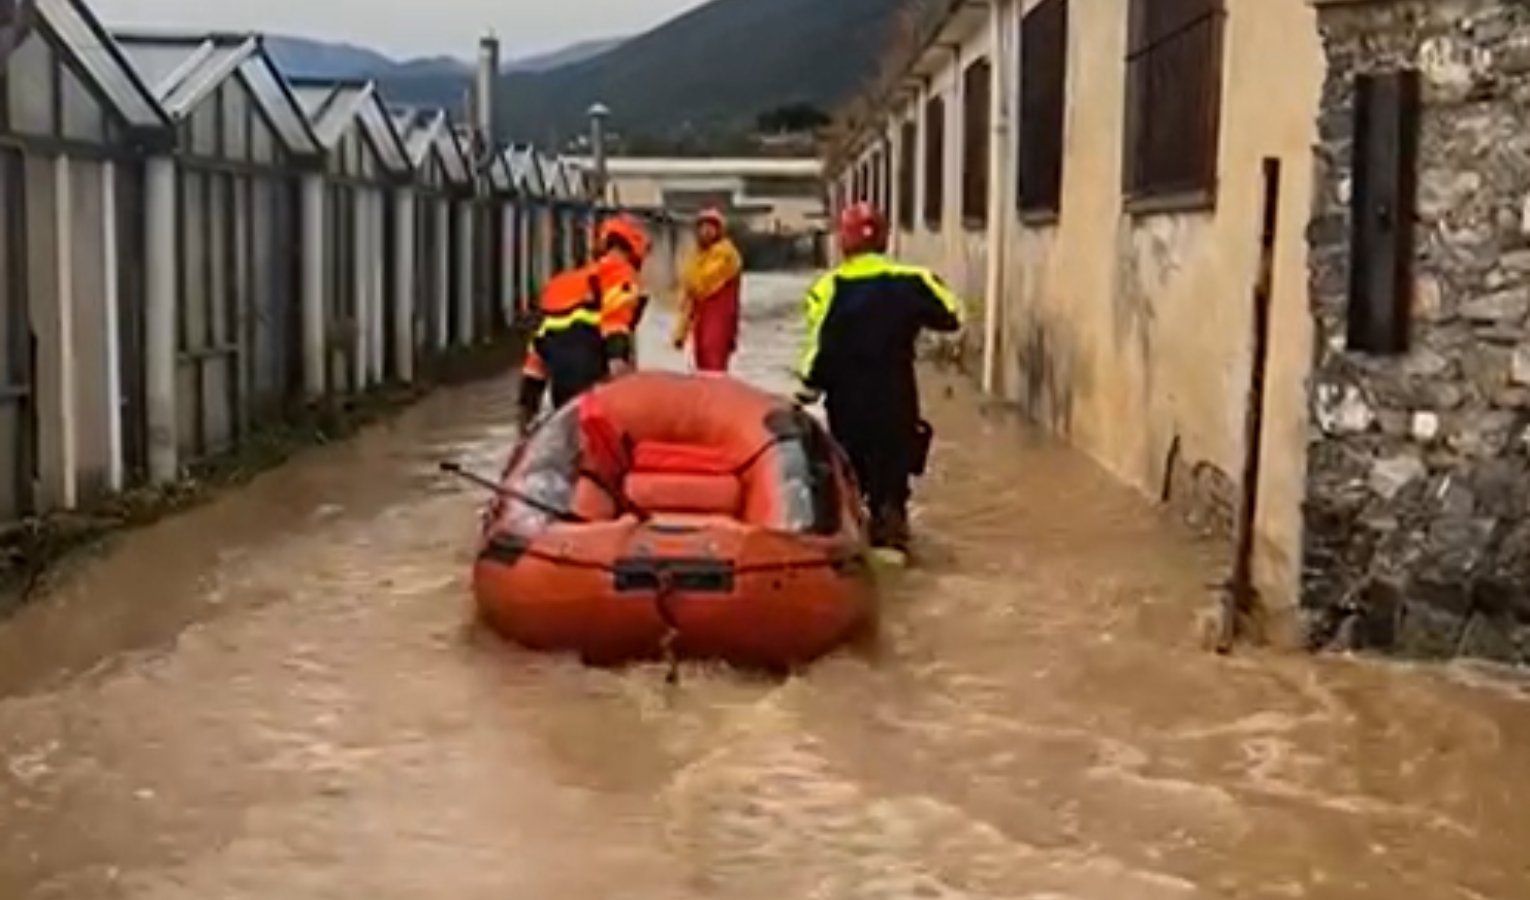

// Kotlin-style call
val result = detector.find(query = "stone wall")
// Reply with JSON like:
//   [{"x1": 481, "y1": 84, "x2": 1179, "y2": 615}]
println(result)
[{"x1": 1305, "y1": 0, "x2": 1530, "y2": 662}]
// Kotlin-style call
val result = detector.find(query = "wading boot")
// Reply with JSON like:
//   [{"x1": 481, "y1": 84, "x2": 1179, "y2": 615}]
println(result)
[{"x1": 870, "y1": 502, "x2": 911, "y2": 554}]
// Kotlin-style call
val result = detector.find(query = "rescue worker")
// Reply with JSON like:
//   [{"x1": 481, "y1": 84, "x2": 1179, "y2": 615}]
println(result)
[
  {"x1": 794, "y1": 202, "x2": 964, "y2": 553},
  {"x1": 516, "y1": 214, "x2": 651, "y2": 430},
  {"x1": 671, "y1": 208, "x2": 744, "y2": 372}
]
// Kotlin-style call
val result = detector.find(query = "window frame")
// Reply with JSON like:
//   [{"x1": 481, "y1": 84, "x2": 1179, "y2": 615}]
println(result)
[
  {"x1": 897, "y1": 116, "x2": 918, "y2": 231},
  {"x1": 922, "y1": 93, "x2": 946, "y2": 229},
  {"x1": 1016, "y1": 0, "x2": 1069, "y2": 221},
  {"x1": 1121, "y1": 0, "x2": 1227, "y2": 214},
  {"x1": 960, "y1": 56, "x2": 992, "y2": 229}
]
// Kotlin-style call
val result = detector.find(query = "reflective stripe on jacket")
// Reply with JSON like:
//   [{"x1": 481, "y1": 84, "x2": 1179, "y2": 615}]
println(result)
[{"x1": 521, "y1": 251, "x2": 648, "y2": 408}]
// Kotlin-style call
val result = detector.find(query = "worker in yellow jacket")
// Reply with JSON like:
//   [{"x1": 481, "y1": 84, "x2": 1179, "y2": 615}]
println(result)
[{"x1": 671, "y1": 208, "x2": 744, "y2": 372}]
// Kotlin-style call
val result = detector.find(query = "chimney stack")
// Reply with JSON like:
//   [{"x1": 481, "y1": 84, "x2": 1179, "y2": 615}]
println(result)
[
  {"x1": 475, "y1": 34, "x2": 499, "y2": 157},
  {"x1": 588, "y1": 102, "x2": 610, "y2": 204}
]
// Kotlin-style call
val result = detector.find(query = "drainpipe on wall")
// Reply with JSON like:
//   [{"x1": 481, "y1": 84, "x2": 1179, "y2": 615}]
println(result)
[
  {"x1": 352, "y1": 188, "x2": 370, "y2": 390},
  {"x1": 51, "y1": 155, "x2": 76, "y2": 509},
  {"x1": 981, "y1": 0, "x2": 1011, "y2": 396},
  {"x1": 945, "y1": 43, "x2": 962, "y2": 300},
  {"x1": 394, "y1": 186, "x2": 417, "y2": 382},
  {"x1": 371, "y1": 190, "x2": 387, "y2": 382},
  {"x1": 300, "y1": 171, "x2": 326, "y2": 400},
  {"x1": 499, "y1": 201, "x2": 516, "y2": 326},
  {"x1": 435, "y1": 198, "x2": 450, "y2": 350},
  {"x1": 363, "y1": 190, "x2": 381, "y2": 385},
  {"x1": 456, "y1": 199, "x2": 475, "y2": 346},
  {"x1": 144, "y1": 154, "x2": 179, "y2": 484},
  {"x1": 101, "y1": 160, "x2": 123, "y2": 492}
]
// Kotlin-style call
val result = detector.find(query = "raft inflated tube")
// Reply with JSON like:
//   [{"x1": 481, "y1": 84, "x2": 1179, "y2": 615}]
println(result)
[{"x1": 472, "y1": 372, "x2": 876, "y2": 668}]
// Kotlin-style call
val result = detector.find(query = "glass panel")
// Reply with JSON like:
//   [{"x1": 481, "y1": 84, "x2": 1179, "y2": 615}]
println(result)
[
  {"x1": 191, "y1": 101, "x2": 217, "y2": 157},
  {"x1": 45, "y1": 0, "x2": 163, "y2": 128},
  {"x1": 250, "y1": 114, "x2": 274, "y2": 164},
  {"x1": 208, "y1": 172, "x2": 229, "y2": 346},
  {"x1": 222, "y1": 80, "x2": 250, "y2": 161},
  {"x1": 59, "y1": 61, "x2": 105, "y2": 142},
  {"x1": 8, "y1": 34, "x2": 53, "y2": 135},
  {"x1": 180, "y1": 171, "x2": 207, "y2": 351}
]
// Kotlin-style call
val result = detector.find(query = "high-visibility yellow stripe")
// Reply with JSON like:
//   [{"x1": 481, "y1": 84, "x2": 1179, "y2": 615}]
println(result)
[
  {"x1": 796, "y1": 272, "x2": 835, "y2": 381},
  {"x1": 536, "y1": 307, "x2": 601, "y2": 337},
  {"x1": 602, "y1": 283, "x2": 638, "y2": 309},
  {"x1": 834, "y1": 253, "x2": 966, "y2": 322},
  {"x1": 795, "y1": 253, "x2": 967, "y2": 383}
]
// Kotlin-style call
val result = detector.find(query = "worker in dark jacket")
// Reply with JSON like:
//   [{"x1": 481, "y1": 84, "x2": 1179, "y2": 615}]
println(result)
[
  {"x1": 517, "y1": 214, "x2": 650, "y2": 430},
  {"x1": 794, "y1": 202, "x2": 964, "y2": 552}
]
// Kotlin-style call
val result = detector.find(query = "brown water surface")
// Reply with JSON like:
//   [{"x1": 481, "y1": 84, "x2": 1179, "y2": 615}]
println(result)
[{"x1": 1, "y1": 274, "x2": 1527, "y2": 899}]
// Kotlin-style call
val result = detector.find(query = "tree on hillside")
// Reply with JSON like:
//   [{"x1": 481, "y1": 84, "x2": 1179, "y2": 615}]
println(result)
[{"x1": 756, "y1": 103, "x2": 831, "y2": 135}]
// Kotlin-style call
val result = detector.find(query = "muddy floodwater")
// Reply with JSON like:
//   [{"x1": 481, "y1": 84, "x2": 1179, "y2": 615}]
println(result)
[{"x1": 2, "y1": 273, "x2": 1529, "y2": 900}]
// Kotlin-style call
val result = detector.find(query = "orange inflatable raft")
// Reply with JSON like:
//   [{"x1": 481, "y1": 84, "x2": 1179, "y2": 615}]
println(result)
[{"x1": 472, "y1": 371, "x2": 876, "y2": 668}]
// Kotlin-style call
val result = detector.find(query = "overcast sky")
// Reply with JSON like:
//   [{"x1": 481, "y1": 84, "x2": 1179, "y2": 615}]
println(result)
[{"x1": 91, "y1": 0, "x2": 711, "y2": 60}]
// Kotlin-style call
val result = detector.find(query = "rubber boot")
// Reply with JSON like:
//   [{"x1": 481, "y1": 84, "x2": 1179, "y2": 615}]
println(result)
[
  {"x1": 882, "y1": 503, "x2": 911, "y2": 553},
  {"x1": 870, "y1": 501, "x2": 911, "y2": 553}
]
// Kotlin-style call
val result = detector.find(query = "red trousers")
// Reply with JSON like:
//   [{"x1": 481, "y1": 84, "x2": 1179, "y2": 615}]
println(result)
[{"x1": 690, "y1": 282, "x2": 740, "y2": 372}]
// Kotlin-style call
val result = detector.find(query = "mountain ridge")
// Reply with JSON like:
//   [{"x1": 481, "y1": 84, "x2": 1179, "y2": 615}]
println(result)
[
  {"x1": 378, "y1": 0, "x2": 907, "y2": 147},
  {"x1": 262, "y1": 34, "x2": 626, "y2": 81},
  {"x1": 264, "y1": 0, "x2": 908, "y2": 147}
]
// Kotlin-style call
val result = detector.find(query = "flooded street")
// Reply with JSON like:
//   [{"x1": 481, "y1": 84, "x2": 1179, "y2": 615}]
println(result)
[{"x1": 2, "y1": 273, "x2": 1528, "y2": 899}]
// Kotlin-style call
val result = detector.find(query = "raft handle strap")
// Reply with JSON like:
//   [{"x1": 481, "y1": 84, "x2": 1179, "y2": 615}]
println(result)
[
  {"x1": 730, "y1": 434, "x2": 790, "y2": 478},
  {"x1": 654, "y1": 571, "x2": 682, "y2": 686},
  {"x1": 577, "y1": 466, "x2": 641, "y2": 518}
]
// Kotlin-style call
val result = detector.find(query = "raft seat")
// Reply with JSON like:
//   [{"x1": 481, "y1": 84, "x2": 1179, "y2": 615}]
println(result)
[
  {"x1": 626, "y1": 471, "x2": 742, "y2": 516},
  {"x1": 624, "y1": 440, "x2": 743, "y2": 517}
]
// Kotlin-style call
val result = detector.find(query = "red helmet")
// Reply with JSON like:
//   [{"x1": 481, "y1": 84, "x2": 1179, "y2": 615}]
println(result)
[
  {"x1": 596, "y1": 214, "x2": 650, "y2": 266},
  {"x1": 837, "y1": 202, "x2": 886, "y2": 256},
  {"x1": 697, "y1": 207, "x2": 725, "y2": 228}
]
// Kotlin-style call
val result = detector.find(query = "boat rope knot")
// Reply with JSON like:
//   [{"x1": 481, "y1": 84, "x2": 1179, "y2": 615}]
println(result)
[{"x1": 653, "y1": 572, "x2": 681, "y2": 686}]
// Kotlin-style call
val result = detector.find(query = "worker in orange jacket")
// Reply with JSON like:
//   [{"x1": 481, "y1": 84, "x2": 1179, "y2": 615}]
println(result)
[{"x1": 516, "y1": 214, "x2": 650, "y2": 430}]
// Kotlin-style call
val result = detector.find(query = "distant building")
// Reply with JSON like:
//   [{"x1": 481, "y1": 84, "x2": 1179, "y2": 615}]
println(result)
[{"x1": 573, "y1": 157, "x2": 825, "y2": 236}]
